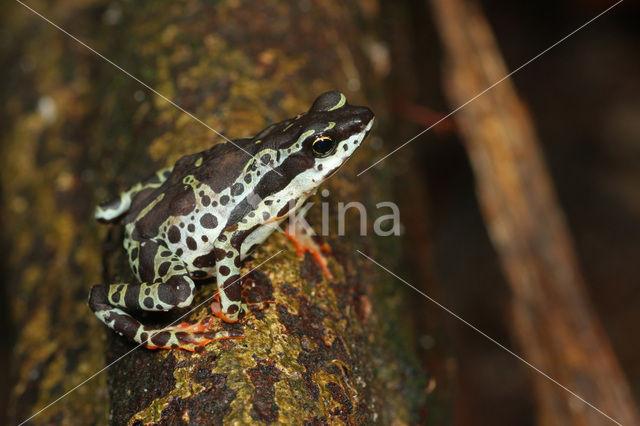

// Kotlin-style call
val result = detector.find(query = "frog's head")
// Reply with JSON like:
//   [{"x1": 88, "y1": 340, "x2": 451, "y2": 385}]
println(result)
[
  {"x1": 252, "y1": 91, "x2": 374, "y2": 198},
  {"x1": 301, "y1": 90, "x2": 374, "y2": 179}
]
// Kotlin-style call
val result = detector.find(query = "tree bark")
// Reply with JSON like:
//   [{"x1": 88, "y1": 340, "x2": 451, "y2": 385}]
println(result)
[
  {"x1": 429, "y1": 0, "x2": 640, "y2": 424},
  {"x1": 4, "y1": 0, "x2": 430, "y2": 424}
]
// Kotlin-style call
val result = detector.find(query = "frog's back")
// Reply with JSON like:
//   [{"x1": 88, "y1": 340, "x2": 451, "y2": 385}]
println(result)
[
  {"x1": 124, "y1": 141, "x2": 251, "y2": 230},
  {"x1": 122, "y1": 140, "x2": 266, "y2": 274}
]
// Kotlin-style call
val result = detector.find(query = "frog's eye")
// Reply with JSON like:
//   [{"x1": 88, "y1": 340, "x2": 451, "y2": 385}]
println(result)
[{"x1": 311, "y1": 136, "x2": 336, "y2": 158}]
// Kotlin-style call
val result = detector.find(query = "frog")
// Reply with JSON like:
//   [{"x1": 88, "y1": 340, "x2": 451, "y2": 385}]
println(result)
[{"x1": 89, "y1": 91, "x2": 374, "y2": 351}]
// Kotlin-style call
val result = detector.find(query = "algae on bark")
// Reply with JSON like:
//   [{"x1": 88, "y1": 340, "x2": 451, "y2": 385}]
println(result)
[{"x1": 3, "y1": 1, "x2": 429, "y2": 424}]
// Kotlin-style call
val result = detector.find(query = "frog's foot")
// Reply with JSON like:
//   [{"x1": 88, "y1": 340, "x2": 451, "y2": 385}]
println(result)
[
  {"x1": 284, "y1": 222, "x2": 333, "y2": 279},
  {"x1": 145, "y1": 317, "x2": 244, "y2": 352},
  {"x1": 210, "y1": 296, "x2": 243, "y2": 323},
  {"x1": 210, "y1": 277, "x2": 274, "y2": 322}
]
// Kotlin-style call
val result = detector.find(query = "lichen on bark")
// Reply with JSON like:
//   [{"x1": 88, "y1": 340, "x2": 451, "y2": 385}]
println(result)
[{"x1": 3, "y1": 0, "x2": 430, "y2": 424}]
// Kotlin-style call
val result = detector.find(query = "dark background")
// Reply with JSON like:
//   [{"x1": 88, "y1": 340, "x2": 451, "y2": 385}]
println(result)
[
  {"x1": 394, "y1": 0, "x2": 640, "y2": 424},
  {"x1": 2, "y1": 0, "x2": 639, "y2": 424}
]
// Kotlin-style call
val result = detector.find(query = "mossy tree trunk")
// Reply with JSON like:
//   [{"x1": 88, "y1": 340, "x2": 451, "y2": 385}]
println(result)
[{"x1": 3, "y1": 1, "x2": 432, "y2": 424}]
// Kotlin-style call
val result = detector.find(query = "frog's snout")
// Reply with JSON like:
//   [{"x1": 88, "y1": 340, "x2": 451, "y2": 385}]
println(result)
[
  {"x1": 352, "y1": 107, "x2": 374, "y2": 137},
  {"x1": 355, "y1": 106, "x2": 375, "y2": 130}
]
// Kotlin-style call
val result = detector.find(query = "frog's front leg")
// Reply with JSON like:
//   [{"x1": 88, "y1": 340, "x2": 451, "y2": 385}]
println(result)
[
  {"x1": 284, "y1": 209, "x2": 333, "y2": 279},
  {"x1": 211, "y1": 244, "x2": 245, "y2": 322},
  {"x1": 210, "y1": 226, "x2": 256, "y2": 322}
]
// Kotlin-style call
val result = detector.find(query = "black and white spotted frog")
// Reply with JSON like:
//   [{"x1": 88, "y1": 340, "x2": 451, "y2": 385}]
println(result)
[{"x1": 89, "y1": 91, "x2": 374, "y2": 350}]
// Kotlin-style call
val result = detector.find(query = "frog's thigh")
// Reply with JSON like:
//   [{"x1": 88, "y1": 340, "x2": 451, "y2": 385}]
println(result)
[{"x1": 107, "y1": 240, "x2": 195, "y2": 312}]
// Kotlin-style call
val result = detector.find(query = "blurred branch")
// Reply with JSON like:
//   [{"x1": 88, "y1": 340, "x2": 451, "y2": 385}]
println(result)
[{"x1": 429, "y1": 0, "x2": 639, "y2": 424}]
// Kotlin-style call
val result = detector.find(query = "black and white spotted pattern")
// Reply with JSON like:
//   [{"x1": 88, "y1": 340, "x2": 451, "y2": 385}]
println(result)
[{"x1": 89, "y1": 91, "x2": 375, "y2": 349}]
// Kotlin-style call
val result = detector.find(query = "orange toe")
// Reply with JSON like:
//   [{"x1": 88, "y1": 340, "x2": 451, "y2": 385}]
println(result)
[
  {"x1": 210, "y1": 299, "x2": 240, "y2": 323},
  {"x1": 173, "y1": 316, "x2": 215, "y2": 333},
  {"x1": 284, "y1": 223, "x2": 333, "y2": 279}
]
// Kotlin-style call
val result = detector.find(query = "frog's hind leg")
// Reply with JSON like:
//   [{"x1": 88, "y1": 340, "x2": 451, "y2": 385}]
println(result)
[
  {"x1": 89, "y1": 239, "x2": 238, "y2": 350},
  {"x1": 95, "y1": 166, "x2": 173, "y2": 223},
  {"x1": 88, "y1": 285, "x2": 241, "y2": 350},
  {"x1": 104, "y1": 237, "x2": 197, "y2": 313}
]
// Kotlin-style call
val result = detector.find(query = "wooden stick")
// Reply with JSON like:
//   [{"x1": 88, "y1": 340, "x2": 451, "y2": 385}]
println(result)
[{"x1": 429, "y1": 0, "x2": 639, "y2": 424}]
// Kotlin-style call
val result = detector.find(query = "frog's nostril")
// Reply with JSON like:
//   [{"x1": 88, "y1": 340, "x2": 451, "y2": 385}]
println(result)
[{"x1": 356, "y1": 107, "x2": 375, "y2": 127}]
